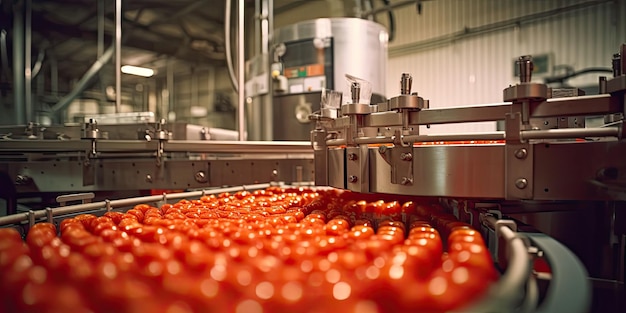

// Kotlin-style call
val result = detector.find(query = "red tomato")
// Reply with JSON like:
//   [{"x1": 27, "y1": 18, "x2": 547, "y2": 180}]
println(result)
[{"x1": 26, "y1": 223, "x2": 57, "y2": 250}]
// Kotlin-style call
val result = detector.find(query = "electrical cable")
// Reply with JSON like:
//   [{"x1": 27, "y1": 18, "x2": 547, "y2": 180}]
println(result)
[{"x1": 544, "y1": 67, "x2": 613, "y2": 84}]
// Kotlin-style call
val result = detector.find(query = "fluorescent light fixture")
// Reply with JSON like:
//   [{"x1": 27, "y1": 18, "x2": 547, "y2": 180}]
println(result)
[{"x1": 121, "y1": 65, "x2": 154, "y2": 77}]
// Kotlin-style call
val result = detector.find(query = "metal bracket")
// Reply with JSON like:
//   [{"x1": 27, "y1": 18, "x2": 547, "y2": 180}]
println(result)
[
  {"x1": 56, "y1": 192, "x2": 95, "y2": 207},
  {"x1": 311, "y1": 129, "x2": 329, "y2": 186},
  {"x1": 346, "y1": 145, "x2": 369, "y2": 193},
  {"x1": 390, "y1": 145, "x2": 414, "y2": 186},
  {"x1": 505, "y1": 143, "x2": 534, "y2": 200}
]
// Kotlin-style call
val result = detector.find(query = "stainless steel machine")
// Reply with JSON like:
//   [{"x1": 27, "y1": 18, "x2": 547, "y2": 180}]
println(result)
[
  {"x1": 249, "y1": 18, "x2": 388, "y2": 141},
  {"x1": 306, "y1": 44, "x2": 626, "y2": 312},
  {"x1": 1, "y1": 42, "x2": 626, "y2": 311}
]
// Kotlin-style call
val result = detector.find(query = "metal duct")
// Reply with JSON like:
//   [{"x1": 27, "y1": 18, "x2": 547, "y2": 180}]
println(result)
[{"x1": 49, "y1": 45, "x2": 114, "y2": 114}]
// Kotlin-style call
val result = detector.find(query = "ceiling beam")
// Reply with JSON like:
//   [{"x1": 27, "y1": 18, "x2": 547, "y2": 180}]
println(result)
[{"x1": 30, "y1": 11, "x2": 225, "y2": 66}]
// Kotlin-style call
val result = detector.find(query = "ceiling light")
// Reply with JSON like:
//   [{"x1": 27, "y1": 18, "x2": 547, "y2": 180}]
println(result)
[{"x1": 121, "y1": 65, "x2": 154, "y2": 77}]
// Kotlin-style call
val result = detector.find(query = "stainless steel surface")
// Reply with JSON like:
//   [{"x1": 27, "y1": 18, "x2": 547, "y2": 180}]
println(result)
[
  {"x1": 520, "y1": 126, "x2": 619, "y2": 140},
  {"x1": 403, "y1": 132, "x2": 505, "y2": 142},
  {"x1": 503, "y1": 83, "x2": 550, "y2": 102},
  {"x1": 345, "y1": 145, "x2": 369, "y2": 193},
  {"x1": 327, "y1": 148, "x2": 345, "y2": 189},
  {"x1": 328, "y1": 132, "x2": 504, "y2": 147},
  {"x1": 273, "y1": 18, "x2": 388, "y2": 101},
  {"x1": 272, "y1": 93, "x2": 319, "y2": 140},
  {"x1": 265, "y1": 18, "x2": 388, "y2": 141},
  {"x1": 341, "y1": 103, "x2": 377, "y2": 115},
  {"x1": 0, "y1": 139, "x2": 313, "y2": 154},
  {"x1": 0, "y1": 139, "x2": 314, "y2": 193},
  {"x1": 518, "y1": 55, "x2": 533, "y2": 83},
  {"x1": 606, "y1": 75, "x2": 626, "y2": 94},
  {"x1": 367, "y1": 144, "x2": 505, "y2": 198},
  {"x1": 388, "y1": 94, "x2": 424, "y2": 110},
  {"x1": 533, "y1": 140, "x2": 626, "y2": 201},
  {"x1": 505, "y1": 143, "x2": 534, "y2": 200},
  {"x1": 1, "y1": 157, "x2": 313, "y2": 193},
  {"x1": 311, "y1": 129, "x2": 328, "y2": 185},
  {"x1": 411, "y1": 103, "x2": 512, "y2": 125},
  {"x1": 532, "y1": 94, "x2": 621, "y2": 118}
]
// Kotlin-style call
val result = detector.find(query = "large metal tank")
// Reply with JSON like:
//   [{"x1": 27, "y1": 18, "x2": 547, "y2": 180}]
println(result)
[{"x1": 268, "y1": 18, "x2": 388, "y2": 140}]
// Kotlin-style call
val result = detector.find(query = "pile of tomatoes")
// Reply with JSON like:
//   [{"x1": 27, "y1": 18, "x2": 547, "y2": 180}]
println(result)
[{"x1": 0, "y1": 187, "x2": 497, "y2": 313}]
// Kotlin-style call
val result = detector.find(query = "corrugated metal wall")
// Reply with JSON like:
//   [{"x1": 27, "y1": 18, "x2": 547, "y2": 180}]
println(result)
[{"x1": 387, "y1": 0, "x2": 624, "y2": 134}]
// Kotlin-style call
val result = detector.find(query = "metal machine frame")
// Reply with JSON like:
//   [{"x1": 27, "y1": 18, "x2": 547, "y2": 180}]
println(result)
[
  {"x1": 1, "y1": 43, "x2": 625, "y2": 312},
  {"x1": 310, "y1": 66, "x2": 626, "y2": 201}
]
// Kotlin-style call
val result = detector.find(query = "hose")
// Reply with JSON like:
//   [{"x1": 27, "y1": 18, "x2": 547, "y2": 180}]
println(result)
[
  {"x1": 381, "y1": 0, "x2": 396, "y2": 41},
  {"x1": 543, "y1": 67, "x2": 613, "y2": 84},
  {"x1": 224, "y1": 0, "x2": 239, "y2": 92}
]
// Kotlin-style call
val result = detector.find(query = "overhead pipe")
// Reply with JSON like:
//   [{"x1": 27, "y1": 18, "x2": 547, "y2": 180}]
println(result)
[
  {"x1": 31, "y1": 47, "x2": 46, "y2": 79},
  {"x1": 360, "y1": 0, "x2": 428, "y2": 17},
  {"x1": 49, "y1": 45, "x2": 114, "y2": 114},
  {"x1": 13, "y1": 1, "x2": 25, "y2": 125},
  {"x1": 50, "y1": 53, "x2": 58, "y2": 98}
]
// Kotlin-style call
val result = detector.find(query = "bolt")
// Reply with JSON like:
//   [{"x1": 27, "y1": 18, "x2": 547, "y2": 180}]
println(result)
[
  {"x1": 400, "y1": 73, "x2": 412, "y2": 95},
  {"x1": 514, "y1": 148, "x2": 527, "y2": 159},
  {"x1": 400, "y1": 177, "x2": 413, "y2": 185},
  {"x1": 145, "y1": 174, "x2": 153, "y2": 183},
  {"x1": 194, "y1": 171, "x2": 208, "y2": 183},
  {"x1": 515, "y1": 178, "x2": 528, "y2": 189},
  {"x1": 378, "y1": 145, "x2": 388, "y2": 154},
  {"x1": 348, "y1": 175, "x2": 358, "y2": 183},
  {"x1": 348, "y1": 153, "x2": 358, "y2": 161},
  {"x1": 400, "y1": 152, "x2": 413, "y2": 161},
  {"x1": 15, "y1": 175, "x2": 31, "y2": 185}
]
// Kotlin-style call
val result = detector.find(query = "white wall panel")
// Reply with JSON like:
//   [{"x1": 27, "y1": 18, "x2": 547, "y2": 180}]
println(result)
[{"x1": 387, "y1": 0, "x2": 623, "y2": 134}]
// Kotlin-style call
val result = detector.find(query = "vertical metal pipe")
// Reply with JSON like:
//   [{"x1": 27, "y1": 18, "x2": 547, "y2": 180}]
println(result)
[
  {"x1": 261, "y1": 0, "x2": 269, "y2": 55},
  {"x1": 255, "y1": 0, "x2": 261, "y2": 55},
  {"x1": 258, "y1": 0, "x2": 271, "y2": 141},
  {"x1": 268, "y1": 0, "x2": 273, "y2": 40},
  {"x1": 191, "y1": 69, "x2": 198, "y2": 109},
  {"x1": 25, "y1": 0, "x2": 32, "y2": 123},
  {"x1": 237, "y1": 0, "x2": 246, "y2": 140},
  {"x1": 97, "y1": 0, "x2": 107, "y2": 107},
  {"x1": 207, "y1": 66, "x2": 215, "y2": 110},
  {"x1": 115, "y1": 0, "x2": 122, "y2": 113},
  {"x1": 50, "y1": 54, "x2": 58, "y2": 98},
  {"x1": 97, "y1": 0, "x2": 104, "y2": 58},
  {"x1": 264, "y1": 0, "x2": 274, "y2": 140},
  {"x1": 166, "y1": 59, "x2": 174, "y2": 119},
  {"x1": 13, "y1": 1, "x2": 25, "y2": 125}
]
